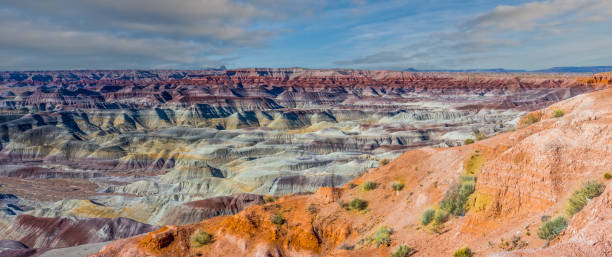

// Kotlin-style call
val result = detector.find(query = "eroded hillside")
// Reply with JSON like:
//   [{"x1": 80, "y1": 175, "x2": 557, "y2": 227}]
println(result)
[{"x1": 91, "y1": 86, "x2": 612, "y2": 256}]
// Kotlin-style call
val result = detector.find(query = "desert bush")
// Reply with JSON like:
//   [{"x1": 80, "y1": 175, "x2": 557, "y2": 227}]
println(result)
[
  {"x1": 464, "y1": 153, "x2": 484, "y2": 175},
  {"x1": 453, "y1": 246, "x2": 472, "y2": 257},
  {"x1": 604, "y1": 173, "x2": 611, "y2": 180},
  {"x1": 348, "y1": 198, "x2": 368, "y2": 211},
  {"x1": 270, "y1": 213, "x2": 285, "y2": 225},
  {"x1": 440, "y1": 181, "x2": 475, "y2": 216},
  {"x1": 391, "y1": 244, "x2": 414, "y2": 257},
  {"x1": 552, "y1": 109, "x2": 565, "y2": 118},
  {"x1": 499, "y1": 235, "x2": 528, "y2": 251},
  {"x1": 433, "y1": 209, "x2": 449, "y2": 224},
  {"x1": 421, "y1": 208, "x2": 435, "y2": 225},
  {"x1": 391, "y1": 182, "x2": 405, "y2": 192},
  {"x1": 537, "y1": 216, "x2": 567, "y2": 240},
  {"x1": 379, "y1": 158, "x2": 390, "y2": 166},
  {"x1": 566, "y1": 181, "x2": 605, "y2": 216},
  {"x1": 191, "y1": 230, "x2": 214, "y2": 247},
  {"x1": 372, "y1": 226, "x2": 393, "y2": 248},
  {"x1": 460, "y1": 175, "x2": 476, "y2": 183},
  {"x1": 363, "y1": 181, "x2": 378, "y2": 191},
  {"x1": 463, "y1": 138, "x2": 475, "y2": 145},
  {"x1": 522, "y1": 113, "x2": 541, "y2": 126},
  {"x1": 348, "y1": 182, "x2": 358, "y2": 189}
]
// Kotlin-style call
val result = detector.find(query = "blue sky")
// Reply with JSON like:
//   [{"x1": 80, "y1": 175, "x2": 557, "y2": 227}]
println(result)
[{"x1": 1, "y1": 0, "x2": 611, "y2": 70}]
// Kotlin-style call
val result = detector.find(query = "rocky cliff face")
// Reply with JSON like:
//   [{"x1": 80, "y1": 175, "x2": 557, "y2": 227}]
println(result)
[
  {"x1": 91, "y1": 88, "x2": 612, "y2": 257},
  {"x1": 0, "y1": 69, "x2": 606, "y2": 256}
]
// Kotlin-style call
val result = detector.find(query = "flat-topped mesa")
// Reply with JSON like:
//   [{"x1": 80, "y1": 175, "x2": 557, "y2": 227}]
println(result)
[{"x1": 575, "y1": 71, "x2": 612, "y2": 86}]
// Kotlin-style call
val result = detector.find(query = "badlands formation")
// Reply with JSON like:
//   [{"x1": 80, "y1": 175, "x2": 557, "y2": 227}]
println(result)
[
  {"x1": 93, "y1": 79, "x2": 612, "y2": 256},
  {"x1": 0, "y1": 69, "x2": 609, "y2": 256}
]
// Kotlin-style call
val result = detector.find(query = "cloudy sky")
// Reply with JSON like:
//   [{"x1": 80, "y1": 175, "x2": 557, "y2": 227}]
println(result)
[{"x1": 1, "y1": 0, "x2": 611, "y2": 70}]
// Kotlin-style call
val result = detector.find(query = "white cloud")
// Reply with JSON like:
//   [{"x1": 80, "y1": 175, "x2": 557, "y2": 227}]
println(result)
[
  {"x1": 0, "y1": 0, "x2": 326, "y2": 70},
  {"x1": 333, "y1": 0, "x2": 612, "y2": 69}
]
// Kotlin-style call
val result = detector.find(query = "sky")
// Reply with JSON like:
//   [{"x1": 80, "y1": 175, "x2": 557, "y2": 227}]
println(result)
[{"x1": 1, "y1": 0, "x2": 611, "y2": 71}]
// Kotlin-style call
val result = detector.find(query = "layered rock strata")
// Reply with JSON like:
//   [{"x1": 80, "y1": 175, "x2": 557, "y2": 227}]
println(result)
[
  {"x1": 0, "y1": 69, "x2": 606, "y2": 255},
  {"x1": 92, "y1": 88, "x2": 612, "y2": 257}
]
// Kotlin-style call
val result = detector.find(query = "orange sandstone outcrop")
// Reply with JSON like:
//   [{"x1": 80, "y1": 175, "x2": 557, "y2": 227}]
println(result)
[{"x1": 93, "y1": 89, "x2": 612, "y2": 257}]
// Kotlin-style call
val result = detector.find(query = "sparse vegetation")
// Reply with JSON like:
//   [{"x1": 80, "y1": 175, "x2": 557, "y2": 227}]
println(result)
[
  {"x1": 537, "y1": 216, "x2": 567, "y2": 241},
  {"x1": 566, "y1": 181, "x2": 605, "y2": 216},
  {"x1": 433, "y1": 209, "x2": 449, "y2": 224},
  {"x1": 440, "y1": 178, "x2": 476, "y2": 216},
  {"x1": 463, "y1": 138, "x2": 475, "y2": 145},
  {"x1": 391, "y1": 181, "x2": 405, "y2": 192},
  {"x1": 604, "y1": 173, "x2": 611, "y2": 180},
  {"x1": 372, "y1": 226, "x2": 393, "y2": 248},
  {"x1": 348, "y1": 182, "x2": 358, "y2": 189},
  {"x1": 363, "y1": 181, "x2": 378, "y2": 191},
  {"x1": 348, "y1": 198, "x2": 368, "y2": 211},
  {"x1": 453, "y1": 246, "x2": 472, "y2": 257},
  {"x1": 191, "y1": 230, "x2": 214, "y2": 247},
  {"x1": 379, "y1": 158, "x2": 390, "y2": 166},
  {"x1": 464, "y1": 153, "x2": 484, "y2": 175},
  {"x1": 552, "y1": 109, "x2": 565, "y2": 118},
  {"x1": 522, "y1": 113, "x2": 541, "y2": 126},
  {"x1": 421, "y1": 208, "x2": 435, "y2": 225},
  {"x1": 391, "y1": 244, "x2": 414, "y2": 257},
  {"x1": 498, "y1": 235, "x2": 528, "y2": 251},
  {"x1": 270, "y1": 213, "x2": 285, "y2": 225}
]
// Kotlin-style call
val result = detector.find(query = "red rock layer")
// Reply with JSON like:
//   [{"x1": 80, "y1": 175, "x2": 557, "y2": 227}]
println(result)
[{"x1": 2, "y1": 215, "x2": 157, "y2": 249}]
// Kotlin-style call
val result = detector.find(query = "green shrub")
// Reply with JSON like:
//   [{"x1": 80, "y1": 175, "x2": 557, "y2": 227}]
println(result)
[
  {"x1": 566, "y1": 181, "x2": 605, "y2": 216},
  {"x1": 460, "y1": 175, "x2": 477, "y2": 183},
  {"x1": 191, "y1": 230, "x2": 214, "y2": 247},
  {"x1": 523, "y1": 113, "x2": 541, "y2": 126},
  {"x1": 363, "y1": 181, "x2": 378, "y2": 191},
  {"x1": 379, "y1": 158, "x2": 390, "y2": 166},
  {"x1": 270, "y1": 213, "x2": 285, "y2": 225},
  {"x1": 348, "y1": 198, "x2": 368, "y2": 211},
  {"x1": 391, "y1": 244, "x2": 413, "y2": 257},
  {"x1": 433, "y1": 209, "x2": 449, "y2": 224},
  {"x1": 463, "y1": 138, "x2": 475, "y2": 145},
  {"x1": 552, "y1": 109, "x2": 565, "y2": 118},
  {"x1": 440, "y1": 181, "x2": 475, "y2": 216},
  {"x1": 372, "y1": 226, "x2": 393, "y2": 248},
  {"x1": 391, "y1": 182, "x2": 405, "y2": 191},
  {"x1": 453, "y1": 246, "x2": 472, "y2": 257},
  {"x1": 537, "y1": 216, "x2": 567, "y2": 240},
  {"x1": 421, "y1": 208, "x2": 435, "y2": 225},
  {"x1": 604, "y1": 173, "x2": 612, "y2": 180}
]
